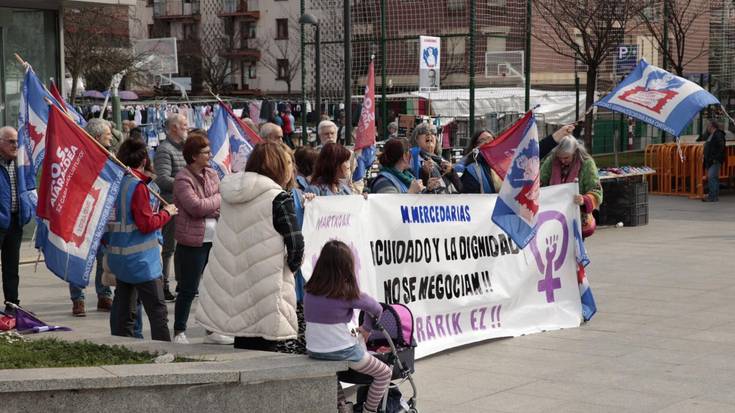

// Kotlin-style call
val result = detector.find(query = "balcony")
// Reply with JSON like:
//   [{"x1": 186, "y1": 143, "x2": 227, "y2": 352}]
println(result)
[
  {"x1": 222, "y1": 47, "x2": 261, "y2": 61},
  {"x1": 153, "y1": 0, "x2": 201, "y2": 21},
  {"x1": 218, "y1": 0, "x2": 260, "y2": 21}
]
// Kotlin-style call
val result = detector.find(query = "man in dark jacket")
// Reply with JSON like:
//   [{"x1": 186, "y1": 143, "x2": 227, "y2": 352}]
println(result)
[
  {"x1": 703, "y1": 120, "x2": 726, "y2": 202},
  {"x1": 154, "y1": 114, "x2": 188, "y2": 299},
  {"x1": 0, "y1": 127, "x2": 28, "y2": 315}
]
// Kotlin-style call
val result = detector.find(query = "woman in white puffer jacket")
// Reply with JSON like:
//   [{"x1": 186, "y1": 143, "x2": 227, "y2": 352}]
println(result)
[{"x1": 196, "y1": 142, "x2": 304, "y2": 351}]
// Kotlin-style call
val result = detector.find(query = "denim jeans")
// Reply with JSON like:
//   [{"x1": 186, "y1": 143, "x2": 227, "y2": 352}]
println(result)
[
  {"x1": 707, "y1": 161, "x2": 721, "y2": 201},
  {"x1": 173, "y1": 243, "x2": 211, "y2": 333},
  {"x1": 69, "y1": 247, "x2": 112, "y2": 301}
]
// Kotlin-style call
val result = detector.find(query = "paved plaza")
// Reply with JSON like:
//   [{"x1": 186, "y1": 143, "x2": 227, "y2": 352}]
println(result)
[{"x1": 13, "y1": 194, "x2": 735, "y2": 412}]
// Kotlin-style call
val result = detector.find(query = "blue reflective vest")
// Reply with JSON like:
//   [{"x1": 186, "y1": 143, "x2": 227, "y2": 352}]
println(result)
[
  {"x1": 105, "y1": 175, "x2": 162, "y2": 284},
  {"x1": 373, "y1": 171, "x2": 409, "y2": 193}
]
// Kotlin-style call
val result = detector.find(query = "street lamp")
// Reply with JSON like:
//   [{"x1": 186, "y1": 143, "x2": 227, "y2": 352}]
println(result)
[{"x1": 300, "y1": 13, "x2": 321, "y2": 128}]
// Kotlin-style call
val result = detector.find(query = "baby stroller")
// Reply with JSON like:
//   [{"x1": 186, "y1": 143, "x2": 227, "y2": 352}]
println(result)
[{"x1": 338, "y1": 303, "x2": 418, "y2": 413}]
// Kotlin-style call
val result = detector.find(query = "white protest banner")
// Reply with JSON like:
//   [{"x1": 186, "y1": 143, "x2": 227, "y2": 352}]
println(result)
[{"x1": 302, "y1": 183, "x2": 584, "y2": 359}]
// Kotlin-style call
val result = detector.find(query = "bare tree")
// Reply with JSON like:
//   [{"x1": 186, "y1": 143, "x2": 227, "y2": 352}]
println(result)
[
  {"x1": 64, "y1": 6, "x2": 141, "y2": 104},
  {"x1": 257, "y1": 13, "x2": 302, "y2": 98},
  {"x1": 198, "y1": 23, "x2": 237, "y2": 94},
  {"x1": 639, "y1": 0, "x2": 709, "y2": 76},
  {"x1": 533, "y1": 0, "x2": 646, "y2": 147}
]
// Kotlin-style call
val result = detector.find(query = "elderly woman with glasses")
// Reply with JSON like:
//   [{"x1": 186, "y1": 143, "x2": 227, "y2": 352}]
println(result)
[
  {"x1": 410, "y1": 123, "x2": 462, "y2": 194},
  {"x1": 171, "y1": 130, "x2": 229, "y2": 345},
  {"x1": 458, "y1": 123, "x2": 578, "y2": 194}
]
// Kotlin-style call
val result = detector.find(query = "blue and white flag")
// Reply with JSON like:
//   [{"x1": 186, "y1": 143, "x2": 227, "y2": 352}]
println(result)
[
  {"x1": 207, "y1": 104, "x2": 254, "y2": 178},
  {"x1": 35, "y1": 106, "x2": 124, "y2": 288},
  {"x1": 595, "y1": 59, "x2": 719, "y2": 137},
  {"x1": 18, "y1": 67, "x2": 73, "y2": 173},
  {"x1": 489, "y1": 111, "x2": 540, "y2": 248}
]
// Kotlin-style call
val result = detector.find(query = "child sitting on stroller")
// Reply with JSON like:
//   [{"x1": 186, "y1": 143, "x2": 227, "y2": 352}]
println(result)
[{"x1": 304, "y1": 240, "x2": 392, "y2": 413}]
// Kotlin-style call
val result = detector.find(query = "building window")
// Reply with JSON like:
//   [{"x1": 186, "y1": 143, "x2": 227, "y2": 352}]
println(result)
[
  {"x1": 487, "y1": 0, "x2": 506, "y2": 6},
  {"x1": 276, "y1": 18, "x2": 288, "y2": 40},
  {"x1": 249, "y1": 63, "x2": 257, "y2": 79},
  {"x1": 277, "y1": 59, "x2": 289, "y2": 80},
  {"x1": 182, "y1": 23, "x2": 197, "y2": 40},
  {"x1": 486, "y1": 36, "x2": 506, "y2": 52}
]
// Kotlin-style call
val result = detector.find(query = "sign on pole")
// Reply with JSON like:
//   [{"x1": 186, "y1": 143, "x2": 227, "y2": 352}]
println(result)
[
  {"x1": 419, "y1": 36, "x2": 441, "y2": 91},
  {"x1": 614, "y1": 44, "x2": 639, "y2": 78}
]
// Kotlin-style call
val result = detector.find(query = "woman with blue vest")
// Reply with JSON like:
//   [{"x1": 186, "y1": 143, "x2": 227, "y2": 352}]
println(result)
[
  {"x1": 370, "y1": 138, "x2": 425, "y2": 194},
  {"x1": 109, "y1": 139, "x2": 178, "y2": 342},
  {"x1": 306, "y1": 143, "x2": 354, "y2": 195}
]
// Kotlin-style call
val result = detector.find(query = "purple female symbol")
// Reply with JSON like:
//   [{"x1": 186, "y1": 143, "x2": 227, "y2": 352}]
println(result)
[{"x1": 529, "y1": 211, "x2": 569, "y2": 303}]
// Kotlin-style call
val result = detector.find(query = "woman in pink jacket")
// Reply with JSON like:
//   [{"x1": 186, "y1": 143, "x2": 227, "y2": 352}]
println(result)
[{"x1": 172, "y1": 131, "x2": 228, "y2": 344}]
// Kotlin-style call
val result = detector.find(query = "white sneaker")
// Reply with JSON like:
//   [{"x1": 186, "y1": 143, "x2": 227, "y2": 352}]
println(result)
[
  {"x1": 203, "y1": 333, "x2": 234, "y2": 345},
  {"x1": 173, "y1": 332, "x2": 189, "y2": 344}
]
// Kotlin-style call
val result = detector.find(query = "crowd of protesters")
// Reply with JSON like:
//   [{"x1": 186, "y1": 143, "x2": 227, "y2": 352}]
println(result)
[{"x1": 1, "y1": 110, "x2": 606, "y2": 413}]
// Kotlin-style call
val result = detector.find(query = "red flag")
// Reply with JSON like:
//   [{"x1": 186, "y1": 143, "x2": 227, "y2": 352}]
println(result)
[
  {"x1": 479, "y1": 111, "x2": 535, "y2": 179},
  {"x1": 37, "y1": 105, "x2": 125, "y2": 287},
  {"x1": 354, "y1": 60, "x2": 376, "y2": 150},
  {"x1": 49, "y1": 81, "x2": 67, "y2": 111}
]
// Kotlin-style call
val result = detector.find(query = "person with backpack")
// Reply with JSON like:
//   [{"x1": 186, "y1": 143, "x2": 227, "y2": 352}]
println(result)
[
  {"x1": 370, "y1": 138, "x2": 425, "y2": 194},
  {"x1": 304, "y1": 240, "x2": 392, "y2": 413}
]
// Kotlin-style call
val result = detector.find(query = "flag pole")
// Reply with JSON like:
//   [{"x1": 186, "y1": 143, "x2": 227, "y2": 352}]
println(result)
[
  {"x1": 206, "y1": 87, "x2": 262, "y2": 143},
  {"x1": 43, "y1": 97, "x2": 170, "y2": 206}
]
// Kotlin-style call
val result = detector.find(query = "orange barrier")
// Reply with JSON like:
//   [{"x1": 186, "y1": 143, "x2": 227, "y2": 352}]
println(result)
[{"x1": 645, "y1": 143, "x2": 735, "y2": 199}]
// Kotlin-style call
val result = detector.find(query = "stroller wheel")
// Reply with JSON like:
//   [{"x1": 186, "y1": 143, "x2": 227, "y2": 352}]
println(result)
[{"x1": 407, "y1": 409, "x2": 418, "y2": 413}]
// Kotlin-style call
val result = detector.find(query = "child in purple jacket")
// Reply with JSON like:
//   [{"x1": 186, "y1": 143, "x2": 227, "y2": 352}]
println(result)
[{"x1": 304, "y1": 240, "x2": 392, "y2": 413}]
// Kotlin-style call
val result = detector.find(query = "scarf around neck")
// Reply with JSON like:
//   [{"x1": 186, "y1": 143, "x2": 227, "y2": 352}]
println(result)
[
  {"x1": 381, "y1": 166, "x2": 415, "y2": 187},
  {"x1": 551, "y1": 153, "x2": 582, "y2": 185}
]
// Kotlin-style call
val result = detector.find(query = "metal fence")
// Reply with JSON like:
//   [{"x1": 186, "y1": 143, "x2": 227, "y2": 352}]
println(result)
[{"x1": 298, "y1": 0, "x2": 725, "y2": 154}]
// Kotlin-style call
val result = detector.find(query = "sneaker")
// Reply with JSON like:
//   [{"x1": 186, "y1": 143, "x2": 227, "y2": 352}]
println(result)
[
  {"x1": 164, "y1": 289, "x2": 176, "y2": 302},
  {"x1": 203, "y1": 333, "x2": 235, "y2": 345},
  {"x1": 72, "y1": 300, "x2": 86, "y2": 317},
  {"x1": 97, "y1": 296, "x2": 113, "y2": 312},
  {"x1": 173, "y1": 332, "x2": 189, "y2": 344}
]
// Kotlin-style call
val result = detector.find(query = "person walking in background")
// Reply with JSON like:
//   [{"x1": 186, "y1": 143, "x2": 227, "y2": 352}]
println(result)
[
  {"x1": 69, "y1": 119, "x2": 115, "y2": 316},
  {"x1": 0, "y1": 127, "x2": 31, "y2": 316},
  {"x1": 196, "y1": 142, "x2": 303, "y2": 352},
  {"x1": 154, "y1": 114, "x2": 188, "y2": 302},
  {"x1": 702, "y1": 120, "x2": 726, "y2": 202},
  {"x1": 540, "y1": 136, "x2": 603, "y2": 238},
  {"x1": 171, "y1": 131, "x2": 231, "y2": 345},
  {"x1": 109, "y1": 139, "x2": 178, "y2": 341},
  {"x1": 385, "y1": 121, "x2": 398, "y2": 141},
  {"x1": 370, "y1": 138, "x2": 424, "y2": 194},
  {"x1": 304, "y1": 240, "x2": 391, "y2": 413}
]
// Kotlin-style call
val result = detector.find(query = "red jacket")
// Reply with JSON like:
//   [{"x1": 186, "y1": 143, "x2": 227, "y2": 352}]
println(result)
[
  {"x1": 130, "y1": 169, "x2": 171, "y2": 234},
  {"x1": 173, "y1": 165, "x2": 220, "y2": 247}
]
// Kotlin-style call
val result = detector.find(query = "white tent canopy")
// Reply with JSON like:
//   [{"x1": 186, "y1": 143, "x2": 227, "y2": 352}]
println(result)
[{"x1": 387, "y1": 87, "x2": 594, "y2": 125}]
